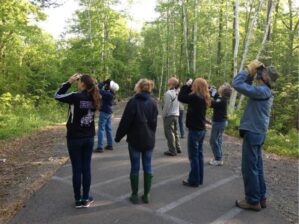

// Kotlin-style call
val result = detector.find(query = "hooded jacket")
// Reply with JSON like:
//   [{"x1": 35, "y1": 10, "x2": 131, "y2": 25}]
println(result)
[
  {"x1": 54, "y1": 82, "x2": 96, "y2": 139},
  {"x1": 115, "y1": 92, "x2": 158, "y2": 151}
]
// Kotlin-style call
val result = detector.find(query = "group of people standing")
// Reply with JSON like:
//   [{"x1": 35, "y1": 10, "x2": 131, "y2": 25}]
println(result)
[{"x1": 55, "y1": 59, "x2": 278, "y2": 212}]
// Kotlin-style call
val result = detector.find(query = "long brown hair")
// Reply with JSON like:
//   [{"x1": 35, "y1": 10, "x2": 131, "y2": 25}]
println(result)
[
  {"x1": 191, "y1": 78, "x2": 211, "y2": 107},
  {"x1": 80, "y1": 74, "x2": 101, "y2": 111}
]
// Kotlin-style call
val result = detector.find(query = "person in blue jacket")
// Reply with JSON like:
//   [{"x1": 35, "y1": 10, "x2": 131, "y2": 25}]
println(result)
[
  {"x1": 95, "y1": 79, "x2": 119, "y2": 152},
  {"x1": 232, "y1": 60, "x2": 279, "y2": 211},
  {"x1": 54, "y1": 73, "x2": 101, "y2": 208}
]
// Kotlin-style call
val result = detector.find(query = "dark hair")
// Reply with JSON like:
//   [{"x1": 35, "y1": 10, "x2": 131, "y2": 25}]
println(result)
[{"x1": 80, "y1": 74, "x2": 101, "y2": 111}]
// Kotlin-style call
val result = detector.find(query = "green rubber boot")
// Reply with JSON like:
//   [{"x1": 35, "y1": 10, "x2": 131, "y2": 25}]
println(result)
[
  {"x1": 130, "y1": 175, "x2": 139, "y2": 204},
  {"x1": 141, "y1": 173, "x2": 153, "y2": 204}
]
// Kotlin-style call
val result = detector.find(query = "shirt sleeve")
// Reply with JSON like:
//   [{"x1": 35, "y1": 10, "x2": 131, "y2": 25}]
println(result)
[
  {"x1": 54, "y1": 82, "x2": 77, "y2": 104},
  {"x1": 178, "y1": 85, "x2": 192, "y2": 104},
  {"x1": 115, "y1": 99, "x2": 136, "y2": 142},
  {"x1": 162, "y1": 92, "x2": 172, "y2": 118},
  {"x1": 232, "y1": 70, "x2": 271, "y2": 99}
]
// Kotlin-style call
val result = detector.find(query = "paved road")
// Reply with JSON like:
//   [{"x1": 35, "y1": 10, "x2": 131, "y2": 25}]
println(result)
[{"x1": 10, "y1": 104, "x2": 289, "y2": 224}]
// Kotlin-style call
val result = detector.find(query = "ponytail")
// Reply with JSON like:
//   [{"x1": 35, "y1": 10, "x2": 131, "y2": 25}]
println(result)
[
  {"x1": 88, "y1": 86, "x2": 101, "y2": 111},
  {"x1": 80, "y1": 74, "x2": 102, "y2": 111}
]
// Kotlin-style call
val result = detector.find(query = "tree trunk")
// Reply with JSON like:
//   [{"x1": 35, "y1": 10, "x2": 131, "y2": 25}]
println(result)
[
  {"x1": 216, "y1": 0, "x2": 224, "y2": 76},
  {"x1": 234, "y1": 0, "x2": 265, "y2": 110},
  {"x1": 223, "y1": 0, "x2": 228, "y2": 80},
  {"x1": 182, "y1": 0, "x2": 190, "y2": 74},
  {"x1": 192, "y1": 0, "x2": 198, "y2": 74},
  {"x1": 228, "y1": 0, "x2": 240, "y2": 114},
  {"x1": 172, "y1": 15, "x2": 177, "y2": 75}
]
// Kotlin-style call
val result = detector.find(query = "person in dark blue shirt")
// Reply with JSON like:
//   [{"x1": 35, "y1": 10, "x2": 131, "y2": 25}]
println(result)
[{"x1": 95, "y1": 79, "x2": 119, "y2": 152}]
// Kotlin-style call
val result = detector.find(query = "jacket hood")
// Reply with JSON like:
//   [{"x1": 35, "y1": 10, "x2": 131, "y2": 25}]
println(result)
[{"x1": 134, "y1": 92, "x2": 151, "y2": 101}]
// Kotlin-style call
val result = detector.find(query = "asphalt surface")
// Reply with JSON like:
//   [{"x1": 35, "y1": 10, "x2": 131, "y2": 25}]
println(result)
[{"x1": 10, "y1": 104, "x2": 290, "y2": 224}]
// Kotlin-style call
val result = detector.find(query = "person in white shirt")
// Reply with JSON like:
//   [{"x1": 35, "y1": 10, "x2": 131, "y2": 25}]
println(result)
[{"x1": 162, "y1": 77, "x2": 181, "y2": 156}]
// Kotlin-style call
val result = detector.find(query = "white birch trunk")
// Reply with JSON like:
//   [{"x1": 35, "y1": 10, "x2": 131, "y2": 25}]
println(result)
[
  {"x1": 223, "y1": 0, "x2": 228, "y2": 80},
  {"x1": 182, "y1": 0, "x2": 190, "y2": 74},
  {"x1": 192, "y1": 0, "x2": 198, "y2": 74},
  {"x1": 237, "y1": 0, "x2": 274, "y2": 110},
  {"x1": 228, "y1": 0, "x2": 240, "y2": 114},
  {"x1": 229, "y1": 0, "x2": 264, "y2": 113}
]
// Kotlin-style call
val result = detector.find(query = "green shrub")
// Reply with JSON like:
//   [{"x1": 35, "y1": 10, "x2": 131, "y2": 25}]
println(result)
[{"x1": 0, "y1": 93, "x2": 66, "y2": 139}]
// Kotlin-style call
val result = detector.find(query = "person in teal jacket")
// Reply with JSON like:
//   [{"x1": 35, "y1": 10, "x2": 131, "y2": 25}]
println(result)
[{"x1": 232, "y1": 60, "x2": 279, "y2": 211}]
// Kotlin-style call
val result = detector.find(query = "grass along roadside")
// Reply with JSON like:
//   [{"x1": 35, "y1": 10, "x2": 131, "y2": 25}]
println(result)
[
  {"x1": 0, "y1": 93, "x2": 67, "y2": 140},
  {"x1": 226, "y1": 115, "x2": 299, "y2": 158}
]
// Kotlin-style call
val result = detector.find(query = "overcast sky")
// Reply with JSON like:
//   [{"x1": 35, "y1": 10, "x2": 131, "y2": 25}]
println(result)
[{"x1": 39, "y1": 0, "x2": 158, "y2": 39}]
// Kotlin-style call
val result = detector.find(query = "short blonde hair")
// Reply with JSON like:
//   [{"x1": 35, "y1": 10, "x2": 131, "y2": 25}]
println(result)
[
  {"x1": 134, "y1": 79, "x2": 154, "y2": 93},
  {"x1": 168, "y1": 77, "x2": 179, "y2": 88}
]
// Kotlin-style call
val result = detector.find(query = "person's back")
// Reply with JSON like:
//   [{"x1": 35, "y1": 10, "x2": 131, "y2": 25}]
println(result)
[{"x1": 125, "y1": 92, "x2": 158, "y2": 151}]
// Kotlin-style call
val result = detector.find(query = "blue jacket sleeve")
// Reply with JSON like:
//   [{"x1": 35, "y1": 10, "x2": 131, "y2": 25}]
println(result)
[
  {"x1": 99, "y1": 89, "x2": 114, "y2": 101},
  {"x1": 54, "y1": 82, "x2": 77, "y2": 104},
  {"x1": 232, "y1": 70, "x2": 271, "y2": 99}
]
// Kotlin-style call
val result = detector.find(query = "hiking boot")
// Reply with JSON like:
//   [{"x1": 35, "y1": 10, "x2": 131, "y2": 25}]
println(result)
[
  {"x1": 209, "y1": 159, "x2": 224, "y2": 166},
  {"x1": 235, "y1": 199, "x2": 261, "y2": 211},
  {"x1": 260, "y1": 198, "x2": 267, "y2": 208},
  {"x1": 81, "y1": 197, "x2": 94, "y2": 208},
  {"x1": 130, "y1": 175, "x2": 139, "y2": 204},
  {"x1": 164, "y1": 151, "x2": 177, "y2": 156},
  {"x1": 141, "y1": 173, "x2": 153, "y2": 204},
  {"x1": 104, "y1": 145, "x2": 113, "y2": 150},
  {"x1": 75, "y1": 200, "x2": 82, "y2": 209},
  {"x1": 94, "y1": 148, "x2": 104, "y2": 153}
]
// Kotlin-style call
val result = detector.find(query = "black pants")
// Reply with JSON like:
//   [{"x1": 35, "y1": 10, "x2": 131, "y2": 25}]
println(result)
[{"x1": 67, "y1": 137, "x2": 94, "y2": 201}]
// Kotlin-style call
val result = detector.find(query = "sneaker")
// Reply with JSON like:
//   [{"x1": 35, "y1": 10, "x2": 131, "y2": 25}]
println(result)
[
  {"x1": 260, "y1": 198, "x2": 267, "y2": 208},
  {"x1": 164, "y1": 151, "x2": 177, "y2": 156},
  {"x1": 209, "y1": 159, "x2": 224, "y2": 166},
  {"x1": 104, "y1": 145, "x2": 113, "y2": 150},
  {"x1": 75, "y1": 200, "x2": 82, "y2": 209},
  {"x1": 81, "y1": 197, "x2": 94, "y2": 208},
  {"x1": 94, "y1": 148, "x2": 104, "y2": 153},
  {"x1": 235, "y1": 199, "x2": 261, "y2": 211}
]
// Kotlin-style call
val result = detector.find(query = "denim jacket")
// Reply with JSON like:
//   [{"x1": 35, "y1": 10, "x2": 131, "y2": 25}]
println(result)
[{"x1": 232, "y1": 70, "x2": 273, "y2": 134}]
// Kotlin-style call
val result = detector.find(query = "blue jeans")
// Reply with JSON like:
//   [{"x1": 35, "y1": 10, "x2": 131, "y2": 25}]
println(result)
[
  {"x1": 97, "y1": 111, "x2": 113, "y2": 149},
  {"x1": 209, "y1": 121, "x2": 227, "y2": 161},
  {"x1": 241, "y1": 131, "x2": 266, "y2": 205},
  {"x1": 187, "y1": 130, "x2": 206, "y2": 186},
  {"x1": 128, "y1": 145, "x2": 153, "y2": 176},
  {"x1": 67, "y1": 137, "x2": 94, "y2": 201},
  {"x1": 179, "y1": 110, "x2": 185, "y2": 137}
]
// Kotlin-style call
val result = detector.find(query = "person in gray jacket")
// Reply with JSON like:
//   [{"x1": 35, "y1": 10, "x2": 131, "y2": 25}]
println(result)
[
  {"x1": 162, "y1": 77, "x2": 181, "y2": 156},
  {"x1": 232, "y1": 60, "x2": 279, "y2": 211}
]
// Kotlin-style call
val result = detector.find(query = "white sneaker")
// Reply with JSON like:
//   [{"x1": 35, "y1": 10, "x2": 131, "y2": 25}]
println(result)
[{"x1": 209, "y1": 159, "x2": 224, "y2": 166}]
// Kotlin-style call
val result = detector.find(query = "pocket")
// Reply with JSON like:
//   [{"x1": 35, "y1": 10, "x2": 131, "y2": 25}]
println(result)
[{"x1": 246, "y1": 132, "x2": 265, "y2": 146}]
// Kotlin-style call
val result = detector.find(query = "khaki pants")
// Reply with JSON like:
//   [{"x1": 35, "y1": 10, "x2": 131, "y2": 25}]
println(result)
[{"x1": 163, "y1": 116, "x2": 181, "y2": 154}]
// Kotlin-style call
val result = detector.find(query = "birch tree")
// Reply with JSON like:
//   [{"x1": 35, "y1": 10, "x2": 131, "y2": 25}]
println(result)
[
  {"x1": 182, "y1": 0, "x2": 190, "y2": 74},
  {"x1": 229, "y1": 0, "x2": 264, "y2": 113},
  {"x1": 228, "y1": 0, "x2": 240, "y2": 114},
  {"x1": 192, "y1": 0, "x2": 198, "y2": 74}
]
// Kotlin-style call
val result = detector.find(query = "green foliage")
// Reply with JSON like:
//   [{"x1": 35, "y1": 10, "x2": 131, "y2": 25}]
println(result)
[
  {"x1": 0, "y1": 93, "x2": 65, "y2": 139},
  {"x1": 264, "y1": 129, "x2": 298, "y2": 158}
]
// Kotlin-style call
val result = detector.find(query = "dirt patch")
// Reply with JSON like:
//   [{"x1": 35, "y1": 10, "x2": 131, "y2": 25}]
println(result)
[{"x1": 0, "y1": 125, "x2": 69, "y2": 224}]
